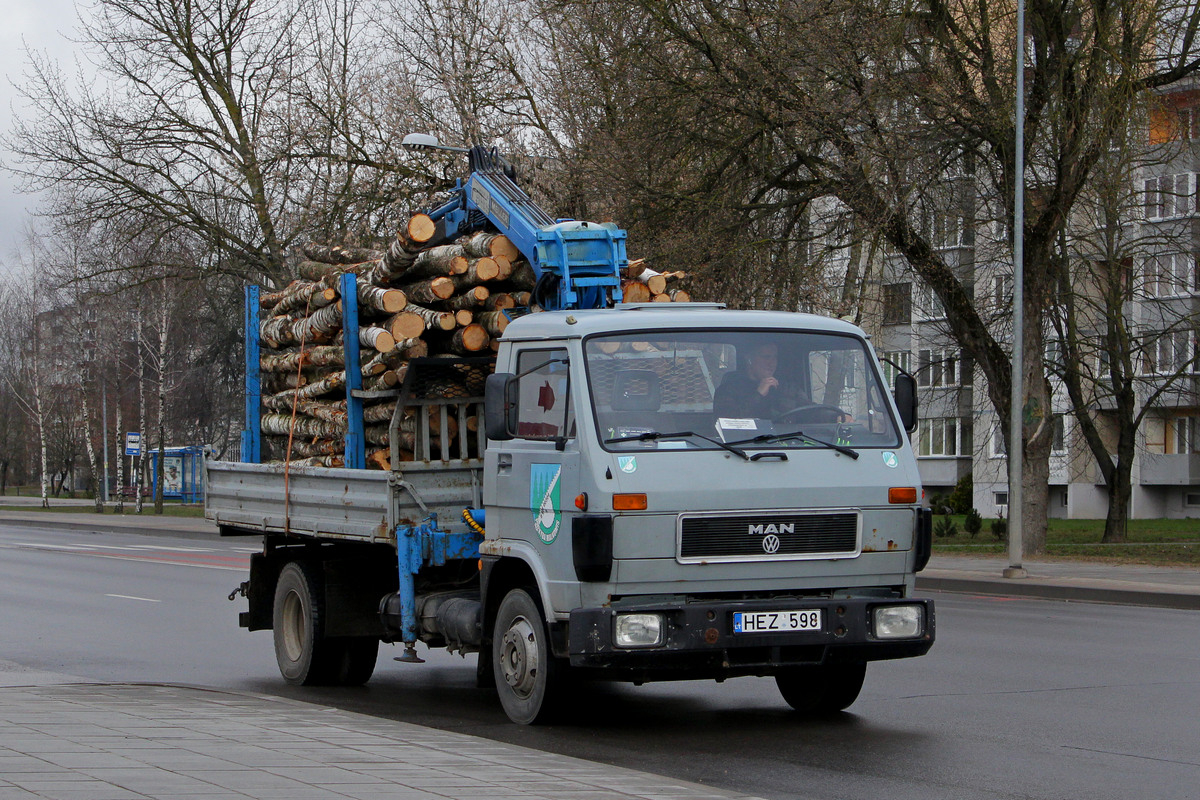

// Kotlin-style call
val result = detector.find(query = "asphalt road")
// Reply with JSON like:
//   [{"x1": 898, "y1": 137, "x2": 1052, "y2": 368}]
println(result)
[{"x1": 1, "y1": 521, "x2": 1198, "y2": 800}]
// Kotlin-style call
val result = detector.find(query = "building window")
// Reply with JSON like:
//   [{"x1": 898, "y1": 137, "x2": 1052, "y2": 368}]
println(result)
[
  {"x1": 883, "y1": 283, "x2": 912, "y2": 325},
  {"x1": 1143, "y1": 173, "x2": 1196, "y2": 220},
  {"x1": 1052, "y1": 414, "x2": 1066, "y2": 454},
  {"x1": 917, "y1": 348, "x2": 959, "y2": 387},
  {"x1": 1143, "y1": 330, "x2": 1193, "y2": 375},
  {"x1": 881, "y1": 350, "x2": 912, "y2": 386},
  {"x1": 1172, "y1": 416, "x2": 1200, "y2": 454},
  {"x1": 990, "y1": 422, "x2": 1008, "y2": 458},
  {"x1": 918, "y1": 417, "x2": 958, "y2": 456},
  {"x1": 1143, "y1": 252, "x2": 1198, "y2": 297},
  {"x1": 914, "y1": 282, "x2": 945, "y2": 320},
  {"x1": 994, "y1": 491, "x2": 1009, "y2": 506},
  {"x1": 992, "y1": 274, "x2": 1012, "y2": 309}
]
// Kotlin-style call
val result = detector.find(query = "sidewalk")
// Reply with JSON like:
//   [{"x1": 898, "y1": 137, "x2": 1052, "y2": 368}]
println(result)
[
  {"x1": 918, "y1": 554, "x2": 1200, "y2": 610},
  {"x1": 0, "y1": 673, "x2": 761, "y2": 800},
  {"x1": 2, "y1": 509, "x2": 1199, "y2": 609}
]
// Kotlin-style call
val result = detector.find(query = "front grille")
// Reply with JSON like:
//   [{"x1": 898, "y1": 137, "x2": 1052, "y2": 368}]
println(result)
[{"x1": 679, "y1": 511, "x2": 859, "y2": 561}]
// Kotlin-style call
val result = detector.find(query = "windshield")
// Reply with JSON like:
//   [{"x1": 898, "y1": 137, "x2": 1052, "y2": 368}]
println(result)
[{"x1": 584, "y1": 329, "x2": 902, "y2": 452}]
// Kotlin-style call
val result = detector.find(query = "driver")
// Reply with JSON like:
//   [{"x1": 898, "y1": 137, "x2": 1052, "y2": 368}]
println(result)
[{"x1": 713, "y1": 342, "x2": 806, "y2": 419}]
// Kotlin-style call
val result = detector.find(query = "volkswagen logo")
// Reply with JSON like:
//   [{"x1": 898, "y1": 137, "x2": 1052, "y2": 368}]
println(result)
[{"x1": 762, "y1": 534, "x2": 781, "y2": 554}]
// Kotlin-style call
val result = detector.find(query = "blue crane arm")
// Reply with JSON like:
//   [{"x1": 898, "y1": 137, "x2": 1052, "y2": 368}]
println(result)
[{"x1": 418, "y1": 146, "x2": 626, "y2": 311}]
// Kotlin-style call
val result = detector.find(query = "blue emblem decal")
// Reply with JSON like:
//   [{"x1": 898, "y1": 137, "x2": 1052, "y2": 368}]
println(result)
[{"x1": 530, "y1": 463, "x2": 562, "y2": 544}]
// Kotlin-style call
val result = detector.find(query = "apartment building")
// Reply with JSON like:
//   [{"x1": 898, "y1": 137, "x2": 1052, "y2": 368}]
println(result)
[{"x1": 866, "y1": 79, "x2": 1200, "y2": 520}]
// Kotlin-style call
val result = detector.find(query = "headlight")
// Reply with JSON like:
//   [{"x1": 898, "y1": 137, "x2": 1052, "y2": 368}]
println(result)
[
  {"x1": 614, "y1": 613, "x2": 664, "y2": 647},
  {"x1": 873, "y1": 604, "x2": 924, "y2": 639}
]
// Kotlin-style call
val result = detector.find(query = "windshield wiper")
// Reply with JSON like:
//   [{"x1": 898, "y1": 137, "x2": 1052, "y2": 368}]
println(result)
[
  {"x1": 606, "y1": 430, "x2": 750, "y2": 461},
  {"x1": 729, "y1": 430, "x2": 860, "y2": 460}
]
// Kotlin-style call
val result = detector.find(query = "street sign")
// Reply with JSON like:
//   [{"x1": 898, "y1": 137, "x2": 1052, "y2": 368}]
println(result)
[{"x1": 125, "y1": 432, "x2": 142, "y2": 457}]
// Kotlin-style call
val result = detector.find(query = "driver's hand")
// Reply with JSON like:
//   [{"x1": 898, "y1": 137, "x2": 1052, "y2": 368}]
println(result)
[{"x1": 757, "y1": 377, "x2": 779, "y2": 396}]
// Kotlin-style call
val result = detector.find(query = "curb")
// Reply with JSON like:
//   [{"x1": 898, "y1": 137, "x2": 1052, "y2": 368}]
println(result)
[
  {"x1": 917, "y1": 574, "x2": 1200, "y2": 610},
  {"x1": 0, "y1": 514, "x2": 216, "y2": 540}
]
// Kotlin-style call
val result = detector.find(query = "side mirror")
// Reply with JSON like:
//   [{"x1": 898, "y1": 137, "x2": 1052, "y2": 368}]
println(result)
[
  {"x1": 893, "y1": 373, "x2": 918, "y2": 433},
  {"x1": 485, "y1": 373, "x2": 517, "y2": 441}
]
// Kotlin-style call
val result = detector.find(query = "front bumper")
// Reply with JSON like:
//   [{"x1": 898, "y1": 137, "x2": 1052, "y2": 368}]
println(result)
[{"x1": 567, "y1": 597, "x2": 934, "y2": 680}]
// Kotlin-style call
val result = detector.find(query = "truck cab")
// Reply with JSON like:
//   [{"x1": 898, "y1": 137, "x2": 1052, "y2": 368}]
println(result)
[{"x1": 480, "y1": 303, "x2": 933, "y2": 722}]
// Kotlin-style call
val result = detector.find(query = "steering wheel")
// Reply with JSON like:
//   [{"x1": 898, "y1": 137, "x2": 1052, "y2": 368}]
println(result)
[{"x1": 776, "y1": 403, "x2": 847, "y2": 424}]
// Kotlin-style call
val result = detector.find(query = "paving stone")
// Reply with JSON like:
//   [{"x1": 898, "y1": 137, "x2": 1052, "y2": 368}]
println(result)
[{"x1": 0, "y1": 684, "x2": 765, "y2": 800}]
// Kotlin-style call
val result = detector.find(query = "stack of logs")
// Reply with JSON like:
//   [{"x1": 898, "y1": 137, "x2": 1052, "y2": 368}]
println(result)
[{"x1": 255, "y1": 216, "x2": 691, "y2": 469}]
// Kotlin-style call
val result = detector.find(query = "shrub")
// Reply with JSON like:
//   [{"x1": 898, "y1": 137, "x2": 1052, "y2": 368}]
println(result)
[
  {"x1": 990, "y1": 513, "x2": 1007, "y2": 540},
  {"x1": 964, "y1": 508, "x2": 983, "y2": 538},
  {"x1": 946, "y1": 473, "x2": 974, "y2": 514},
  {"x1": 933, "y1": 516, "x2": 959, "y2": 539}
]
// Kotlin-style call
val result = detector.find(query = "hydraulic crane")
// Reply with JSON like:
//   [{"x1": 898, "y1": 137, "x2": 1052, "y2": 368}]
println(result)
[{"x1": 401, "y1": 133, "x2": 627, "y2": 311}]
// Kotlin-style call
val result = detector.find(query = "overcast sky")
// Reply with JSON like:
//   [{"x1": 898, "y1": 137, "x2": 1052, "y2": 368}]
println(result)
[{"x1": 0, "y1": 0, "x2": 84, "y2": 270}]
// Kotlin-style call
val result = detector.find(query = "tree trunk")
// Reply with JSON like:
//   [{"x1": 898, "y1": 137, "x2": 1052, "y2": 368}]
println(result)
[
  {"x1": 34, "y1": 348, "x2": 49, "y2": 509},
  {"x1": 261, "y1": 413, "x2": 346, "y2": 440},
  {"x1": 114, "y1": 400, "x2": 124, "y2": 513},
  {"x1": 355, "y1": 285, "x2": 407, "y2": 315},
  {"x1": 476, "y1": 311, "x2": 510, "y2": 338},
  {"x1": 300, "y1": 243, "x2": 384, "y2": 265},
  {"x1": 398, "y1": 276, "x2": 455, "y2": 305},
  {"x1": 296, "y1": 259, "x2": 373, "y2": 281},
  {"x1": 154, "y1": 287, "x2": 169, "y2": 515},
  {"x1": 448, "y1": 287, "x2": 491, "y2": 312},
  {"x1": 461, "y1": 231, "x2": 519, "y2": 262},
  {"x1": 443, "y1": 324, "x2": 490, "y2": 355},
  {"x1": 80, "y1": 387, "x2": 103, "y2": 513},
  {"x1": 136, "y1": 317, "x2": 146, "y2": 514},
  {"x1": 408, "y1": 243, "x2": 468, "y2": 279}
]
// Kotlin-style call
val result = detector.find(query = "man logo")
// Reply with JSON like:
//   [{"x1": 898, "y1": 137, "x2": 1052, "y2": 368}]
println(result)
[
  {"x1": 762, "y1": 534, "x2": 781, "y2": 554},
  {"x1": 748, "y1": 523, "x2": 795, "y2": 535}
]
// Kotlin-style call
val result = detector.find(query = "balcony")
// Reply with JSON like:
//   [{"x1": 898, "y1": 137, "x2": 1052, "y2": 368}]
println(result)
[{"x1": 1140, "y1": 454, "x2": 1200, "y2": 485}]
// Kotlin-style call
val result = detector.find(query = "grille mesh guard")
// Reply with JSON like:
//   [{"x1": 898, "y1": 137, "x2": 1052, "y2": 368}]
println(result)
[{"x1": 678, "y1": 511, "x2": 860, "y2": 562}]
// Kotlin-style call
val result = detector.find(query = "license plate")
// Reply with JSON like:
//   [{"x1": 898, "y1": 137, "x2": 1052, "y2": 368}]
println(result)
[{"x1": 733, "y1": 609, "x2": 823, "y2": 634}]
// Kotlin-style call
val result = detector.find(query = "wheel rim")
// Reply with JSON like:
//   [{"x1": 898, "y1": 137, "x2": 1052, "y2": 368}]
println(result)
[
  {"x1": 281, "y1": 589, "x2": 305, "y2": 662},
  {"x1": 499, "y1": 614, "x2": 539, "y2": 698}
]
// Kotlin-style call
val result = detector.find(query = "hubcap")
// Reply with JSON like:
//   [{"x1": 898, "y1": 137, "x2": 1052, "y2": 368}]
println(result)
[
  {"x1": 281, "y1": 590, "x2": 304, "y2": 661},
  {"x1": 499, "y1": 615, "x2": 539, "y2": 698}
]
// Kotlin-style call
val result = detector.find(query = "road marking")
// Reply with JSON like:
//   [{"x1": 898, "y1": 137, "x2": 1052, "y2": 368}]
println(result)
[
  {"x1": 105, "y1": 594, "x2": 161, "y2": 603},
  {"x1": 12, "y1": 542, "x2": 93, "y2": 551}
]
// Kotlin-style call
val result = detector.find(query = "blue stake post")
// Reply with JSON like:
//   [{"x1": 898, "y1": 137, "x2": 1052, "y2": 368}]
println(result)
[
  {"x1": 340, "y1": 273, "x2": 366, "y2": 469},
  {"x1": 240, "y1": 285, "x2": 261, "y2": 463}
]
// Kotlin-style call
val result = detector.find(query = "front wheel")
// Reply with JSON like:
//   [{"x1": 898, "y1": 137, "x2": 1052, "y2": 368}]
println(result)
[
  {"x1": 775, "y1": 662, "x2": 867, "y2": 715},
  {"x1": 492, "y1": 588, "x2": 560, "y2": 724}
]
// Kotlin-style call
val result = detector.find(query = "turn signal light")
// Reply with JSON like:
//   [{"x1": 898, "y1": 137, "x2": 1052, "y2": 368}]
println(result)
[
  {"x1": 575, "y1": 493, "x2": 588, "y2": 511},
  {"x1": 612, "y1": 493, "x2": 648, "y2": 511},
  {"x1": 889, "y1": 487, "x2": 918, "y2": 504}
]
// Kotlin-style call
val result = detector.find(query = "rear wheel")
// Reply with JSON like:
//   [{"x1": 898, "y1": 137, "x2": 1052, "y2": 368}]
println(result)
[
  {"x1": 492, "y1": 588, "x2": 560, "y2": 724},
  {"x1": 325, "y1": 637, "x2": 379, "y2": 686},
  {"x1": 273, "y1": 561, "x2": 329, "y2": 685},
  {"x1": 775, "y1": 662, "x2": 867, "y2": 715},
  {"x1": 273, "y1": 562, "x2": 378, "y2": 686}
]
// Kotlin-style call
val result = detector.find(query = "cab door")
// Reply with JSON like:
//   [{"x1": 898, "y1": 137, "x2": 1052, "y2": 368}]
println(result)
[{"x1": 484, "y1": 345, "x2": 582, "y2": 617}]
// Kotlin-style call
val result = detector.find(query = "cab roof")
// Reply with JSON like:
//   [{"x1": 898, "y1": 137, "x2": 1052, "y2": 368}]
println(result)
[{"x1": 500, "y1": 304, "x2": 868, "y2": 342}]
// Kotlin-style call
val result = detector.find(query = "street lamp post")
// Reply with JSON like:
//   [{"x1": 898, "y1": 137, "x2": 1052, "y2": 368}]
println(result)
[{"x1": 1007, "y1": 0, "x2": 1028, "y2": 579}]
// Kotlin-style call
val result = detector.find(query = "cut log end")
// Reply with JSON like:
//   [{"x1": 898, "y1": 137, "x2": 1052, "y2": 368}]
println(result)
[{"x1": 406, "y1": 213, "x2": 436, "y2": 243}]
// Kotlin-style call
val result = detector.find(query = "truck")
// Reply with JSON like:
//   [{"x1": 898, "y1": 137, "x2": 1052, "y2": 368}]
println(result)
[{"x1": 206, "y1": 138, "x2": 935, "y2": 724}]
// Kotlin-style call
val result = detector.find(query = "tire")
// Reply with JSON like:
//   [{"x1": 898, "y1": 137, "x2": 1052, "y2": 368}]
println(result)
[
  {"x1": 273, "y1": 562, "x2": 380, "y2": 687},
  {"x1": 492, "y1": 588, "x2": 560, "y2": 724},
  {"x1": 272, "y1": 561, "x2": 334, "y2": 685},
  {"x1": 775, "y1": 662, "x2": 867, "y2": 715},
  {"x1": 327, "y1": 637, "x2": 379, "y2": 687}
]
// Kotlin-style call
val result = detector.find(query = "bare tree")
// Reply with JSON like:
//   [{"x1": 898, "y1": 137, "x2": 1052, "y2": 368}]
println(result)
[{"x1": 539, "y1": 0, "x2": 1200, "y2": 552}]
